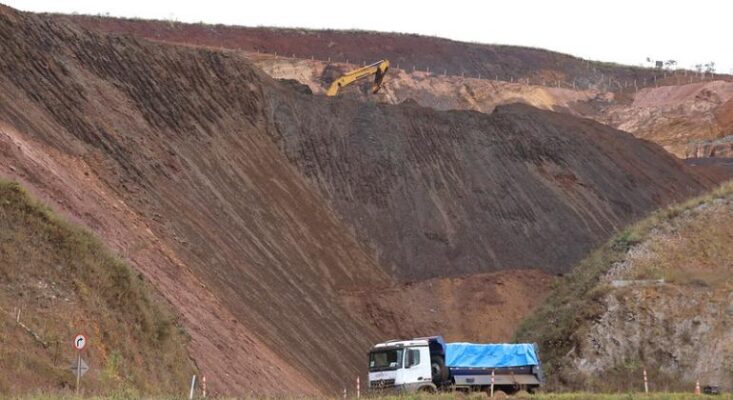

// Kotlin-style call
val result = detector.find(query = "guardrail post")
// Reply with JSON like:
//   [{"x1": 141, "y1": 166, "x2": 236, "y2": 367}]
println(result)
[
  {"x1": 189, "y1": 375, "x2": 196, "y2": 400},
  {"x1": 643, "y1": 369, "x2": 648, "y2": 393},
  {"x1": 491, "y1": 369, "x2": 495, "y2": 397}
]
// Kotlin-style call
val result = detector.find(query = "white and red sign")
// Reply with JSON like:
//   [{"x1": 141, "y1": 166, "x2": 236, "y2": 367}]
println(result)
[{"x1": 73, "y1": 334, "x2": 87, "y2": 351}]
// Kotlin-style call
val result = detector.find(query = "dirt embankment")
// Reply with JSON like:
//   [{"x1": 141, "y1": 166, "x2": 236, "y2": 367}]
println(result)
[
  {"x1": 0, "y1": 5, "x2": 385, "y2": 395},
  {"x1": 598, "y1": 83, "x2": 733, "y2": 157},
  {"x1": 60, "y1": 14, "x2": 709, "y2": 90},
  {"x1": 342, "y1": 270, "x2": 553, "y2": 343},
  {"x1": 249, "y1": 54, "x2": 733, "y2": 162},
  {"x1": 0, "y1": 181, "x2": 195, "y2": 395},
  {"x1": 59, "y1": 14, "x2": 733, "y2": 159},
  {"x1": 0, "y1": 4, "x2": 717, "y2": 395},
  {"x1": 53, "y1": 16, "x2": 731, "y2": 157},
  {"x1": 685, "y1": 100, "x2": 733, "y2": 157}
]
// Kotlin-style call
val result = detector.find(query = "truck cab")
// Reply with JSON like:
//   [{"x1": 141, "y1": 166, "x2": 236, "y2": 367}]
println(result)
[{"x1": 367, "y1": 339, "x2": 437, "y2": 393}]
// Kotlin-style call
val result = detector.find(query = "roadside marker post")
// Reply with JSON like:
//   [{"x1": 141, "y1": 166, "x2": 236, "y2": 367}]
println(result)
[
  {"x1": 643, "y1": 369, "x2": 648, "y2": 393},
  {"x1": 490, "y1": 369, "x2": 495, "y2": 397},
  {"x1": 356, "y1": 376, "x2": 360, "y2": 399},
  {"x1": 189, "y1": 375, "x2": 197, "y2": 400}
]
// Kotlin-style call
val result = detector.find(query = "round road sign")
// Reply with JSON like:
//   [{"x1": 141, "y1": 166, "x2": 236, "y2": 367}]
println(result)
[{"x1": 73, "y1": 334, "x2": 87, "y2": 351}]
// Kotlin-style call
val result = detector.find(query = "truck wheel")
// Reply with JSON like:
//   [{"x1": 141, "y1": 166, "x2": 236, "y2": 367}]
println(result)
[{"x1": 431, "y1": 356, "x2": 449, "y2": 383}]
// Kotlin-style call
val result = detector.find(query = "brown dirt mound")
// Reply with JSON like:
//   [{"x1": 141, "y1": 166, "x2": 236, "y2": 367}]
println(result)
[
  {"x1": 342, "y1": 269, "x2": 554, "y2": 343},
  {"x1": 264, "y1": 83, "x2": 712, "y2": 279}
]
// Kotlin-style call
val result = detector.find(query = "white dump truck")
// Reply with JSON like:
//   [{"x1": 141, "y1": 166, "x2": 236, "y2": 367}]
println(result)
[{"x1": 368, "y1": 336, "x2": 543, "y2": 395}]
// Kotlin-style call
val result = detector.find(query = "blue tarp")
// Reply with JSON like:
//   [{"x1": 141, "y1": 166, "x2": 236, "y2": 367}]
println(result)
[{"x1": 445, "y1": 343, "x2": 539, "y2": 368}]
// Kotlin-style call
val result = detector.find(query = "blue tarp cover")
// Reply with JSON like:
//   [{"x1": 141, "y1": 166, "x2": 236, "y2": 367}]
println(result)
[{"x1": 445, "y1": 343, "x2": 539, "y2": 368}]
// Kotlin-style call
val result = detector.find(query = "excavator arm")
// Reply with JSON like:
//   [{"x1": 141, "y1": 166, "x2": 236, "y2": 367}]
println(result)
[{"x1": 326, "y1": 59, "x2": 390, "y2": 96}]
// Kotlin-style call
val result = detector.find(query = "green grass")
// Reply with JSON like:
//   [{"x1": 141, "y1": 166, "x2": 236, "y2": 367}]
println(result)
[
  {"x1": 0, "y1": 180, "x2": 194, "y2": 395},
  {"x1": 514, "y1": 181, "x2": 733, "y2": 390}
]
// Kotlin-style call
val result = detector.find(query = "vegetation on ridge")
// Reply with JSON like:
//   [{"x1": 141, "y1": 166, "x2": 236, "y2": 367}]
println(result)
[{"x1": 0, "y1": 180, "x2": 194, "y2": 395}]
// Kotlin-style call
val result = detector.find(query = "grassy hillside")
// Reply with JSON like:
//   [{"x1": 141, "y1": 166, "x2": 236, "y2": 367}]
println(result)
[
  {"x1": 515, "y1": 181, "x2": 733, "y2": 391},
  {"x1": 0, "y1": 180, "x2": 194, "y2": 395}
]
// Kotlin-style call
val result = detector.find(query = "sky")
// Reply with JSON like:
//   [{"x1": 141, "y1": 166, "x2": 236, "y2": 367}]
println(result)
[{"x1": 5, "y1": 0, "x2": 732, "y2": 73}]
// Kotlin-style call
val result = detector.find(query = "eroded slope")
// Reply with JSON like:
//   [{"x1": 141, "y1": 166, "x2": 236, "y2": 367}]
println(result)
[
  {"x1": 0, "y1": 180, "x2": 194, "y2": 395},
  {"x1": 264, "y1": 85, "x2": 710, "y2": 279},
  {"x1": 0, "y1": 5, "x2": 388, "y2": 395}
]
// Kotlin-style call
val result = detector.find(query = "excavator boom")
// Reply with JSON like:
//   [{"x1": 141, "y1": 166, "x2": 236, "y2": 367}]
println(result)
[{"x1": 326, "y1": 59, "x2": 390, "y2": 96}]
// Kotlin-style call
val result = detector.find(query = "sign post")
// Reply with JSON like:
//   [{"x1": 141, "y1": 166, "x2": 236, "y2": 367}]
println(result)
[{"x1": 72, "y1": 334, "x2": 87, "y2": 395}]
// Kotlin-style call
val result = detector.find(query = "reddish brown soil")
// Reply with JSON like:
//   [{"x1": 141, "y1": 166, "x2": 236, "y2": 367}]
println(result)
[
  {"x1": 342, "y1": 269, "x2": 554, "y2": 343},
  {"x1": 0, "y1": 6, "x2": 385, "y2": 395},
  {"x1": 56, "y1": 14, "x2": 728, "y2": 90},
  {"x1": 0, "y1": 5, "x2": 716, "y2": 396},
  {"x1": 715, "y1": 99, "x2": 733, "y2": 133}
]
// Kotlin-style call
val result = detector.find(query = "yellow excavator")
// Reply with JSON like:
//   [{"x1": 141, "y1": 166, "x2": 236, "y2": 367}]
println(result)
[{"x1": 326, "y1": 59, "x2": 390, "y2": 96}]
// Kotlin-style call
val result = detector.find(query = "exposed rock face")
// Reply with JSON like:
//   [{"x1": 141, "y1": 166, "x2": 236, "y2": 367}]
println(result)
[
  {"x1": 575, "y1": 285, "x2": 733, "y2": 390},
  {"x1": 687, "y1": 135, "x2": 733, "y2": 158},
  {"x1": 519, "y1": 187, "x2": 733, "y2": 391},
  {"x1": 599, "y1": 83, "x2": 733, "y2": 157}
]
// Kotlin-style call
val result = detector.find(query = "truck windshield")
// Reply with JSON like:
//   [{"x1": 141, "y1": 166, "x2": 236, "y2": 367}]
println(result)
[{"x1": 369, "y1": 348, "x2": 404, "y2": 371}]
